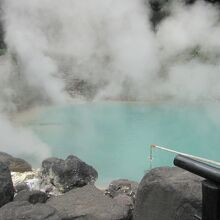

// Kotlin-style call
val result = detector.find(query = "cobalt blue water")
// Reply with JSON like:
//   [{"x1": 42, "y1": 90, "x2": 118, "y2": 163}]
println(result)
[{"x1": 25, "y1": 102, "x2": 220, "y2": 185}]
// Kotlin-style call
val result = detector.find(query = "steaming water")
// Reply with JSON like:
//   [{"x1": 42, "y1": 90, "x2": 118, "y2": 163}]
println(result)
[
  {"x1": 2, "y1": 0, "x2": 220, "y2": 171},
  {"x1": 23, "y1": 102, "x2": 220, "y2": 185}
]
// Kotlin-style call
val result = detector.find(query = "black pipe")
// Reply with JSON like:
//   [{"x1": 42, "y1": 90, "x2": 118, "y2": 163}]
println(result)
[
  {"x1": 202, "y1": 180, "x2": 220, "y2": 220},
  {"x1": 174, "y1": 154, "x2": 220, "y2": 184}
]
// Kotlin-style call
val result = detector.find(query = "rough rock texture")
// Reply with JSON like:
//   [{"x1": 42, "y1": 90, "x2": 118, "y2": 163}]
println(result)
[
  {"x1": 106, "y1": 179, "x2": 138, "y2": 201},
  {"x1": 41, "y1": 155, "x2": 98, "y2": 193},
  {"x1": 113, "y1": 194, "x2": 134, "y2": 216},
  {"x1": 47, "y1": 184, "x2": 131, "y2": 220},
  {"x1": 134, "y1": 167, "x2": 203, "y2": 220},
  {"x1": 0, "y1": 201, "x2": 62, "y2": 220},
  {"x1": 0, "y1": 152, "x2": 32, "y2": 173},
  {"x1": 105, "y1": 179, "x2": 138, "y2": 217},
  {"x1": 0, "y1": 162, "x2": 14, "y2": 208},
  {"x1": 14, "y1": 190, "x2": 48, "y2": 204}
]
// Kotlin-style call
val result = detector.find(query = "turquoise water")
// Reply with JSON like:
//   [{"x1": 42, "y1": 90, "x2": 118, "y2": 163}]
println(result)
[{"x1": 25, "y1": 102, "x2": 220, "y2": 185}]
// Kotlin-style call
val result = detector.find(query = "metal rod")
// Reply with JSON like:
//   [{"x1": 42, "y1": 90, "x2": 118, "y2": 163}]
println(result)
[{"x1": 151, "y1": 144, "x2": 220, "y2": 167}]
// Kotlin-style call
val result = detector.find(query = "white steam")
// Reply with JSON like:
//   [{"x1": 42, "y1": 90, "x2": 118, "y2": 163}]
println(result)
[
  {"x1": 0, "y1": 114, "x2": 51, "y2": 165},
  {"x1": 0, "y1": 53, "x2": 52, "y2": 164},
  {"x1": 0, "y1": 0, "x2": 220, "y2": 162},
  {"x1": 156, "y1": 1, "x2": 220, "y2": 101},
  {"x1": 2, "y1": 0, "x2": 220, "y2": 102}
]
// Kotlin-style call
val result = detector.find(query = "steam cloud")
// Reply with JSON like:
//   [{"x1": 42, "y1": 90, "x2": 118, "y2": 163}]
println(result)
[
  {"x1": 2, "y1": 0, "x2": 220, "y2": 103},
  {"x1": 0, "y1": 0, "x2": 219, "y2": 162}
]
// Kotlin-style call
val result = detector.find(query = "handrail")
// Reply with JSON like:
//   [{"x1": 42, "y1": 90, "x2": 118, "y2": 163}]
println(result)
[{"x1": 149, "y1": 144, "x2": 220, "y2": 168}]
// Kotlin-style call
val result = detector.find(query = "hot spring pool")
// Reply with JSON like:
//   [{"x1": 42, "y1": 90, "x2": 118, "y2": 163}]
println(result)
[{"x1": 24, "y1": 102, "x2": 220, "y2": 185}]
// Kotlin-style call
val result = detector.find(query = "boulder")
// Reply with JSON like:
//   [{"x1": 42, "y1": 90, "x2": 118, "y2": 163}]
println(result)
[
  {"x1": 0, "y1": 152, "x2": 32, "y2": 173},
  {"x1": 47, "y1": 184, "x2": 131, "y2": 220},
  {"x1": 14, "y1": 190, "x2": 48, "y2": 204},
  {"x1": 134, "y1": 167, "x2": 203, "y2": 220},
  {"x1": 41, "y1": 155, "x2": 98, "y2": 193},
  {"x1": 0, "y1": 201, "x2": 62, "y2": 220},
  {"x1": 0, "y1": 162, "x2": 14, "y2": 208}
]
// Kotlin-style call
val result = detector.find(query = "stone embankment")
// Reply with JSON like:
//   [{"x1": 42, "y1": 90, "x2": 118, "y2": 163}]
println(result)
[
  {"x1": 0, "y1": 151, "x2": 203, "y2": 220},
  {"x1": 0, "y1": 152, "x2": 137, "y2": 220}
]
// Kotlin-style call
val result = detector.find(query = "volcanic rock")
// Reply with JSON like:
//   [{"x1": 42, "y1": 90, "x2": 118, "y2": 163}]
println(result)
[
  {"x1": 0, "y1": 201, "x2": 62, "y2": 220},
  {"x1": 41, "y1": 155, "x2": 98, "y2": 193},
  {"x1": 14, "y1": 190, "x2": 48, "y2": 204},
  {"x1": 0, "y1": 152, "x2": 32, "y2": 173},
  {"x1": 106, "y1": 179, "x2": 138, "y2": 201},
  {"x1": 105, "y1": 179, "x2": 139, "y2": 218},
  {"x1": 0, "y1": 161, "x2": 14, "y2": 208},
  {"x1": 113, "y1": 194, "x2": 133, "y2": 215},
  {"x1": 133, "y1": 167, "x2": 203, "y2": 220},
  {"x1": 47, "y1": 184, "x2": 131, "y2": 220}
]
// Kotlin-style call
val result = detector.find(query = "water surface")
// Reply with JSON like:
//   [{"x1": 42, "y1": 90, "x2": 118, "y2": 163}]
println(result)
[{"x1": 25, "y1": 102, "x2": 220, "y2": 185}]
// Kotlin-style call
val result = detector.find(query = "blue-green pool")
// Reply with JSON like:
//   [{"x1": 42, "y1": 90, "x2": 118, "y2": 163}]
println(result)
[{"x1": 25, "y1": 102, "x2": 220, "y2": 185}]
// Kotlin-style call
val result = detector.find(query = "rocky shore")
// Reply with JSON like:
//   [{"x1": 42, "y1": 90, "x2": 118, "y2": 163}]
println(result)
[{"x1": 0, "y1": 152, "x2": 203, "y2": 220}]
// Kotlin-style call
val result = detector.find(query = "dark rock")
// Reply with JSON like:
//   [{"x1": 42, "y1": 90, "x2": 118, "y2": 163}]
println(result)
[
  {"x1": 113, "y1": 195, "x2": 133, "y2": 209},
  {"x1": 47, "y1": 184, "x2": 131, "y2": 220},
  {"x1": 113, "y1": 194, "x2": 133, "y2": 217},
  {"x1": 105, "y1": 179, "x2": 138, "y2": 219},
  {"x1": 14, "y1": 190, "x2": 48, "y2": 204},
  {"x1": 41, "y1": 155, "x2": 98, "y2": 193},
  {"x1": 134, "y1": 167, "x2": 203, "y2": 220},
  {"x1": 0, "y1": 201, "x2": 62, "y2": 220},
  {"x1": 113, "y1": 194, "x2": 133, "y2": 208},
  {"x1": 0, "y1": 152, "x2": 32, "y2": 173},
  {"x1": 105, "y1": 179, "x2": 138, "y2": 201},
  {"x1": 14, "y1": 182, "x2": 29, "y2": 193},
  {"x1": 0, "y1": 162, "x2": 14, "y2": 208}
]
